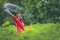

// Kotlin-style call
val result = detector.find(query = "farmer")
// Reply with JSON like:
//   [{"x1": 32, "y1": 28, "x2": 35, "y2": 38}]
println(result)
[
  {"x1": 4, "y1": 3, "x2": 24, "y2": 34},
  {"x1": 10, "y1": 13, "x2": 24, "y2": 34}
]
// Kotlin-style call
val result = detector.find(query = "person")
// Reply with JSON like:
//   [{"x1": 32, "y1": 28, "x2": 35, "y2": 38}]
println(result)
[
  {"x1": 9, "y1": 12, "x2": 24, "y2": 34},
  {"x1": 4, "y1": 3, "x2": 24, "y2": 34}
]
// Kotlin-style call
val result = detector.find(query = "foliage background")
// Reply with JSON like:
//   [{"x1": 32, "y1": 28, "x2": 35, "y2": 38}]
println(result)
[{"x1": 0, "y1": 0, "x2": 60, "y2": 40}]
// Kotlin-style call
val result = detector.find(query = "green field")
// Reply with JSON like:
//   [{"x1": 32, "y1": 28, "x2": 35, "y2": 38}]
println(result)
[{"x1": 0, "y1": 23, "x2": 60, "y2": 40}]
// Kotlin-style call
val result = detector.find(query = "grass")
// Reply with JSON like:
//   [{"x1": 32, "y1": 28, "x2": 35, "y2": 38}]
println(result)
[{"x1": 0, "y1": 23, "x2": 60, "y2": 40}]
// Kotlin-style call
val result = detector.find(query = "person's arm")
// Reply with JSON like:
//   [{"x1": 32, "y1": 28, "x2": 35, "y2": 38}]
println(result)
[{"x1": 8, "y1": 12, "x2": 14, "y2": 17}]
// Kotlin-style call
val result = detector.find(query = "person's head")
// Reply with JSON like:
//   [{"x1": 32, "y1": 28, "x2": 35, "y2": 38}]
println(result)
[{"x1": 17, "y1": 14, "x2": 23, "y2": 19}]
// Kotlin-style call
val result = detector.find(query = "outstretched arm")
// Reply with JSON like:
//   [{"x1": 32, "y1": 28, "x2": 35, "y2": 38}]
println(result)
[{"x1": 8, "y1": 12, "x2": 14, "y2": 17}]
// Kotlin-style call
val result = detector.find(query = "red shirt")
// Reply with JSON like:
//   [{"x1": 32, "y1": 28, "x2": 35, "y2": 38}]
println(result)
[{"x1": 13, "y1": 16, "x2": 24, "y2": 34}]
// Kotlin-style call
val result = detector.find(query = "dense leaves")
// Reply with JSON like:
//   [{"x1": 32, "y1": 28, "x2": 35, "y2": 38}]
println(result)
[
  {"x1": 0, "y1": 0, "x2": 60, "y2": 40},
  {"x1": 0, "y1": 24, "x2": 60, "y2": 40},
  {"x1": 0, "y1": 0, "x2": 60, "y2": 25}
]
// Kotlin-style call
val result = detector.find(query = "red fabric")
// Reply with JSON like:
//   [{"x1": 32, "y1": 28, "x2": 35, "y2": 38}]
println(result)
[{"x1": 12, "y1": 16, "x2": 24, "y2": 34}]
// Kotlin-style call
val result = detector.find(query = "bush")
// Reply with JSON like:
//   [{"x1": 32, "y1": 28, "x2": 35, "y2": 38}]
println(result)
[{"x1": 0, "y1": 23, "x2": 60, "y2": 40}]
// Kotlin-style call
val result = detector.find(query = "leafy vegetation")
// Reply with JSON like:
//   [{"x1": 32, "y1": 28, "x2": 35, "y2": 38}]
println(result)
[
  {"x1": 0, "y1": 23, "x2": 60, "y2": 40},
  {"x1": 0, "y1": 0, "x2": 60, "y2": 40},
  {"x1": 0, "y1": 0, "x2": 60, "y2": 25}
]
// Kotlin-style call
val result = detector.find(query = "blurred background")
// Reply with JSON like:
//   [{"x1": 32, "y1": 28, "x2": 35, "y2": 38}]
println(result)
[{"x1": 0, "y1": 0, "x2": 60, "y2": 40}]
